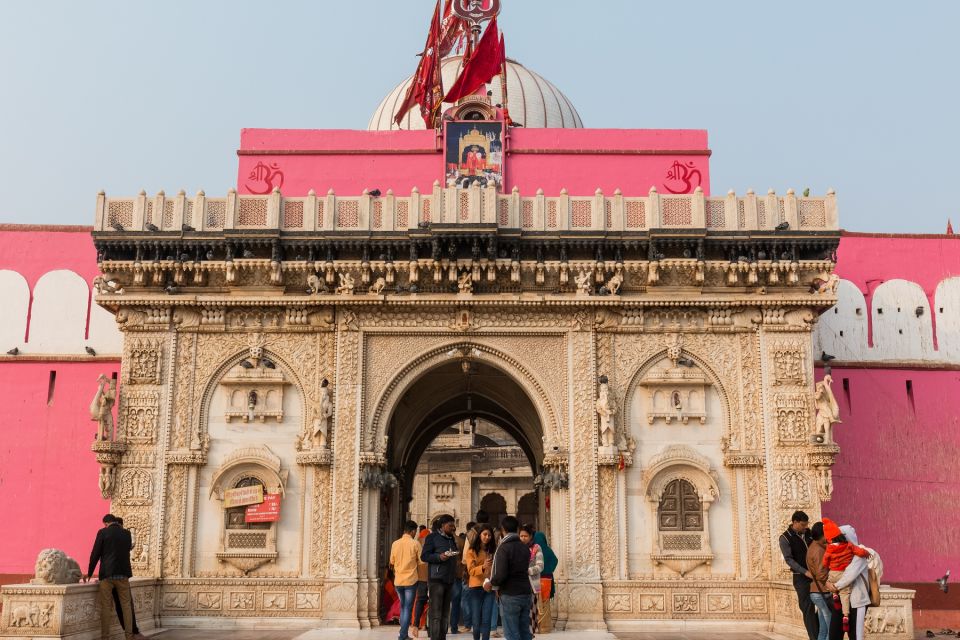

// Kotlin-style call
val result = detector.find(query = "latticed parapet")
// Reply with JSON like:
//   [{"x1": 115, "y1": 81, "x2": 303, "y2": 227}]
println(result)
[
  {"x1": 94, "y1": 185, "x2": 838, "y2": 235},
  {"x1": 91, "y1": 185, "x2": 839, "y2": 303}
]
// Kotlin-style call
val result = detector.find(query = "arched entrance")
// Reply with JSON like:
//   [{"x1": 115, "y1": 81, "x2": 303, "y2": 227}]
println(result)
[{"x1": 367, "y1": 346, "x2": 553, "y2": 623}]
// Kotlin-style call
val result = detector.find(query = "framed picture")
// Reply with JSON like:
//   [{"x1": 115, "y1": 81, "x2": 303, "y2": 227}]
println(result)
[{"x1": 444, "y1": 120, "x2": 505, "y2": 191}]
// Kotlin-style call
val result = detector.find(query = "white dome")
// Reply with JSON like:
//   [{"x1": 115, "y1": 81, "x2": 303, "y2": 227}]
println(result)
[{"x1": 369, "y1": 56, "x2": 584, "y2": 130}]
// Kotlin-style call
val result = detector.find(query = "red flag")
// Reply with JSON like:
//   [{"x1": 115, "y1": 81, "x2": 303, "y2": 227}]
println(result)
[
  {"x1": 393, "y1": 0, "x2": 465, "y2": 127},
  {"x1": 444, "y1": 18, "x2": 502, "y2": 104},
  {"x1": 948, "y1": 218, "x2": 955, "y2": 235}
]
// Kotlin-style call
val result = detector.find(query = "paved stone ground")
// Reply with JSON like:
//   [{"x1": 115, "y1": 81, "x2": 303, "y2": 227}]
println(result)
[
  {"x1": 146, "y1": 628, "x2": 934, "y2": 640},
  {"x1": 147, "y1": 630, "x2": 780, "y2": 640}
]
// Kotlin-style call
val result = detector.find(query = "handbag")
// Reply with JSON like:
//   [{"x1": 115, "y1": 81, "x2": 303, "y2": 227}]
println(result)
[{"x1": 867, "y1": 568, "x2": 882, "y2": 607}]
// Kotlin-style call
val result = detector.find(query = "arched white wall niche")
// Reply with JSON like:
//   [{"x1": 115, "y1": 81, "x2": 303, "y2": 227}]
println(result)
[
  {"x1": 935, "y1": 277, "x2": 960, "y2": 360},
  {"x1": 29, "y1": 269, "x2": 89, "y2": 353},
  {"x1": 195, "y1": 352, "x2": 305, "y2": 578},
  {"x1": 814, "y1": 279, "x2": 868, "y2": 360},
  {"x1": 871, "y1": 279, "x2": 933, "y2": 359},
  {"x1": 0, "y1": 270, "x2": 29, "y2": 351},
  {"x1": 623, "y1": 351, "x2": 734, "y2": 579}
]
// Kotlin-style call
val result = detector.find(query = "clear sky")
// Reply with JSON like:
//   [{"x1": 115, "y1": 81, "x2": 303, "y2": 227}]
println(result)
[{"x1": 1, "y1": 1, "x2": 957, "y2": 232}]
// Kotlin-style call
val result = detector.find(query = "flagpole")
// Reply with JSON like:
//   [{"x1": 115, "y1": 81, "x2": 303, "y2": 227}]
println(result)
[{"x1": 499, "y1": 35, "x2": 510, "y2": 126}]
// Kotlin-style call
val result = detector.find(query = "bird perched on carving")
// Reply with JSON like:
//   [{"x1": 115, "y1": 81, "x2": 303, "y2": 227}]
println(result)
[
  {"x1": 260, "y1": 358, "x2": 276, "y2": 370},
  {"x1": 418, "y1": 221, "x2": 430, "y2": 229},
  {"x1": 164, "y1": 284, "x2": 180, "y2": 295},
  {"x1": 937, "y1": 569, "x2": 950, "y2": 593},
  {"x1": 775, "y1": 221, "x2": 790, "y2": 231},
  {"x1": 6, "y1": 347, "x2": 19, "y2": 356},
  {"x1": 242, "y1": 249, "x2": 255, "y2": 258},
  {"x1": 145, "y1": 223, "x2": 160, "y2": 232},
  {"x1": 821, "y1": 351, "x2": 836, "y2": 362},
  {"x1": 368, "y1": 189, "x2": 382, "y2": 197},
  {"x1": 239, "y1": 360, "x2": 255, "y2": 369},
  {"x1": 111, "y1": 222, "x2": 125, "y2": 231},
  {"x1": 85, "y1": 346, "x2": 97, "y2": 356},
  {"x1": 802, "y1": 188, "x2": 810, "y2": 197},
  {"x1": 676, "y1": 357, "x2": 695, "y2": 368},
  {"x1": 205, "y1": 250, "x2": 215, "y2": 260},
  {"x1": 182, "y1": 223, "x2": 195, "y2": 231}
]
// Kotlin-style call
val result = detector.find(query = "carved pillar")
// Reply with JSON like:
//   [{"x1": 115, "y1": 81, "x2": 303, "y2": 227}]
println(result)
[
  {"x1": 737, "y1": 332, "x2": 772, "y2": 581},
  {"x1": 564, "y1": 327, "x2": 605, "y2": 628},
  {"x1": 323, "y1": 316, "x2": 362, "y2": 625},
  {"x1": 761, "y1": 329, "x2": 821, "y2": 581}
]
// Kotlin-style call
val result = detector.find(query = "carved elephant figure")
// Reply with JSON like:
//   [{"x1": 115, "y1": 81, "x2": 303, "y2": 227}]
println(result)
[
  {"x1": 10, "y1": 603, "x2": 39, "y2": 627},
  {"x1": 867, "y1": 607, "x2": 905, "y2": 634}
]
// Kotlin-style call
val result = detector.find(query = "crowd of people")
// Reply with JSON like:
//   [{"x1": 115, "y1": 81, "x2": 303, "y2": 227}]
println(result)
[
  {"x1": 387, "y1": 510, "x2": 557, "y2": 640},
  {"x1": 780, "y1": 510, "x2": 882, "y2": 640}
]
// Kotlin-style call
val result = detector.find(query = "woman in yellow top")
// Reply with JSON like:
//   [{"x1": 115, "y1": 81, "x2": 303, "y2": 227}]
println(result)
[{"x1": 464, "y1": 524, "x2": 497, "y2": 640}]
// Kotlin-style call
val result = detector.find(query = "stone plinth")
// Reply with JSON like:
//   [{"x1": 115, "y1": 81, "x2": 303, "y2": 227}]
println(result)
[
  {"x1": 0, "y1": 578, "x2": 157, "y2": 640},
  {"x1": 771, "y1": 582, "x2": 914, "y2": 639}
]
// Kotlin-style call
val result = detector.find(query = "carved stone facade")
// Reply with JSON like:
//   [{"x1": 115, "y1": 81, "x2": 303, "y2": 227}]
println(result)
[{"x1": 51, "y1": 184, "x2": 911, "y2": 637}]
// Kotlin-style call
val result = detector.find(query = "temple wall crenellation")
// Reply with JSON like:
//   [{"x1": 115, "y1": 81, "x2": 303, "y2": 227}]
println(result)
[{"x1": 93, "y1": 187, "x2": 838, "y2": 234}]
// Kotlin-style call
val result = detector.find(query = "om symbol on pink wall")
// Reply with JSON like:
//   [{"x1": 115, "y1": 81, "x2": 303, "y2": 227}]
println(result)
[
  {"x1": 245, "y1": 161, "x2": 285, "y2": 195},
  {"x1": 663, "y1": 160, "x2": 702, "y2": 194}
]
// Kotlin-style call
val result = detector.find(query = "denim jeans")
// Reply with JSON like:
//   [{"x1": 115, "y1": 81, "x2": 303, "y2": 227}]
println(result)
[
  {"x1": 469, "y1": 587, "x2": 497, "y2": 640},
  {"x1": 450, "y1": 578, "x2": 463, "y2": 632},
  {"x1": 460, "y1": 580, "x2": 472, "y2": 629},
  {"x1": 397, "y1": 585, "x2": 418, "y2": 640},
  {"x1": 809, "y1": 592, "x2": 832, "y2": 640},
  {"x1": 499, "y1": 593, "x2": 532, "y2": 640},
  {"x1": 490, "y1": 594, "x2": 499, "y2": 630}
]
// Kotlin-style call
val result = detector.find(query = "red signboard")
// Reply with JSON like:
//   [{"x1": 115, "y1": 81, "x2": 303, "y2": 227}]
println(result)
[{"x1": 245, "y1": 493, "x2": 281, "y2": 523}]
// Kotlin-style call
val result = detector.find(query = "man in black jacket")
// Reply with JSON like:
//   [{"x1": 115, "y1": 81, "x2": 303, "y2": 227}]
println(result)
[
  {"x1": 84, "y1": 514, "x2": 134, "y2": 640},
  {"x1": 778, "y1": 510, "x2": 818, "y2": 640},
  {"x1": 485, "y1": 515, "x2": 532, "y2": 640},
  {"x1": 421, "y1": 514, "x2": 459, "y2": 640}
]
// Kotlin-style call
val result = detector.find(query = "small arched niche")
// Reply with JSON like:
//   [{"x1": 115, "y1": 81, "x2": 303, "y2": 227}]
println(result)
[
  {"x1": 194, "y1": 351, "x2": 305, "y2": 578},
  {"x1": 208, "y1": 445, "x2": 288, "y2": 575},
  {"x1": 642, "y1": 445, "x2": 720, "y2": 578}
]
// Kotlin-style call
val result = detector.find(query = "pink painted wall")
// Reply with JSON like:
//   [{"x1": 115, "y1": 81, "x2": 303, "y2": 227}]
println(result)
[
  {"x1": 816, "y1": 232, "x2": 960, "y2": 584},
  {"x1": 0, "y1": 225, "x2": 100, "y2": 286},
  {"x1": 816, "y1": 366, "x2": 960, "y2": 583},
  {"x1": 0, "y1": 225, "x2": 116, "y2": 574},
  {"x1": 0, "y1": 362, "x2": 115, "y2": 573},
  {"x1": 834, "y1": 233, "x2": 960, "y2": 347},
  {"x1": 237, "y1": 128, "x2": 710, "y2": 198}
]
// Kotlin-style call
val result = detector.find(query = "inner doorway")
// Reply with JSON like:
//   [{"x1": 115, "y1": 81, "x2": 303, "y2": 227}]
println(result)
[
  {"x1": 373, "y1": 349, "x2": 549, "y2": 624},
  {"x1": 410, "y1": 419, "x2": 536, "y2": 532}
]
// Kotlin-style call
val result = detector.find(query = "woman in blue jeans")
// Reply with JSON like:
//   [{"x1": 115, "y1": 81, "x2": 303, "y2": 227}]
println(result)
[
  {"x1": 806, "y1": 521, "x2": 832, "y2": 640},
  {"x1": 465, "y1": 525, "x2": 498, "y2": 640}
]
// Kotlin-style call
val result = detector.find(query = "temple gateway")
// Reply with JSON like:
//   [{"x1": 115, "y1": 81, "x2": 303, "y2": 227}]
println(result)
[{"x1": 0, "y1": 6, "x2": 918, "y2": 639}]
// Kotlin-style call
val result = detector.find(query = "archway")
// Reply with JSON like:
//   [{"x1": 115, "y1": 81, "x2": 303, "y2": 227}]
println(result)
[
  {"x1": 479, "y1": 492, "x2": 508, "y2": 528},
  {"x1": 370, "y1": 349, "x2": 549, "y2": 621}
]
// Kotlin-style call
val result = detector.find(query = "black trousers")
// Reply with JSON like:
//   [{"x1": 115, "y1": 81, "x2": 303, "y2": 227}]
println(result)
[
  {"x1": 829, "y1": 604, "x2": 862, "y2": 640},
  {"x1": 793, "y1": 575, "x2": 819, "y2": 640},
  {"x1": 113, "y1": 586, "x2": 139, "y2": 634},
  {"x1": 427, "y1": 580, "x2": 454, "y2": 640}
]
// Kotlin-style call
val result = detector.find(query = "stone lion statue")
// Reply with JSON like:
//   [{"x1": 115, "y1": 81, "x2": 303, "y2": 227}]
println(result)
[{"x1": 31, "y1": 548, "x2": 82, "y2": 585}]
